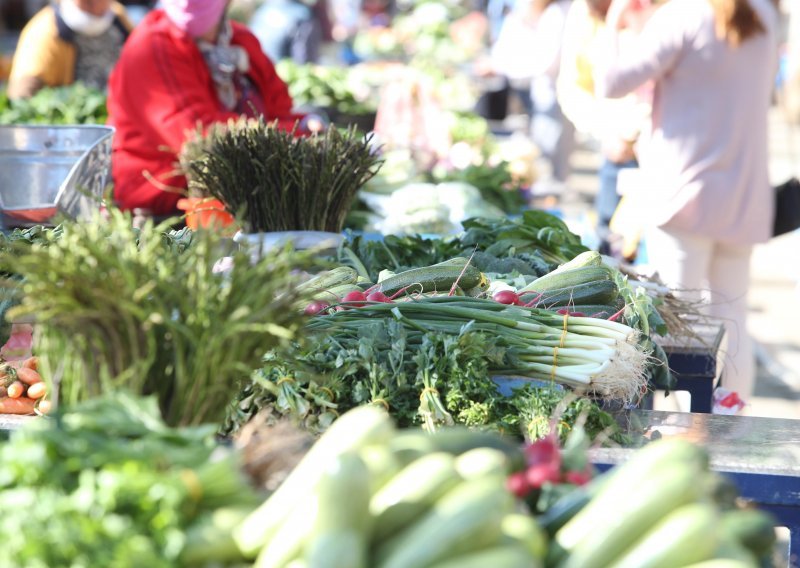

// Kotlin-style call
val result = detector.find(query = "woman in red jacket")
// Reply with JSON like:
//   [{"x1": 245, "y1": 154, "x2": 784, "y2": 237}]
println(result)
[{"x1": 107, "y1": 0, "x2": 301, "y2": 216}]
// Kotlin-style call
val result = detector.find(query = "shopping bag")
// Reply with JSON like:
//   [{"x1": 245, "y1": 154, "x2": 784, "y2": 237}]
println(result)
[{"x1": 773, "y1": 177, "x2": 800, "y2": 237}]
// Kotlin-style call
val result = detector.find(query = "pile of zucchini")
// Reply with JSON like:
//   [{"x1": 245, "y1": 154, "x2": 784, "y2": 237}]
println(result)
[
  {"x1": 545, "y1": 439, "x2": 776, "y2": 568},
  {"x1": 232, "y1": 406, "x2": 545, "y2": 568}
]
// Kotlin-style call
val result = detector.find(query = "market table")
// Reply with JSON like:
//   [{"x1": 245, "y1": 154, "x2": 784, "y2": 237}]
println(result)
[{"x1": 590, "y1": 410, "x2": 800, "y2": 567}]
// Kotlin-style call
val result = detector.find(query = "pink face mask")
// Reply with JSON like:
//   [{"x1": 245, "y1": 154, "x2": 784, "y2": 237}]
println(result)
[{"x1": 161, "y1": 0, "x2": 227, "y2": 37}]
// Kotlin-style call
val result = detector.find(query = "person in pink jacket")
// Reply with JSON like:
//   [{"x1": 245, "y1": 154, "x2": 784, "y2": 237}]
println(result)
[{"x1": 595, "y1": 0, "x2": 780, "y2": 407}]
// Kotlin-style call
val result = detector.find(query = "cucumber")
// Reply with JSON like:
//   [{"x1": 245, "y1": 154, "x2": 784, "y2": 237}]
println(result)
[
  {"x1": 528, "y1": 280, "x2": 619, "y2": 308},
  {"x1": 608, "y1": 503, "x2": 720, "y2": 568},
  {"x1": 374, "y1": 477, "x2": 515, "y2": 568},
  {"x1": 557, "y1": 464, "x2": 710, "y2": 568},
  {"x1": 719, "y1": 508, "x2": 777, "y2": 558},
  {"x1": 520, "y1": 266, "x2": 612, "y2": 294},
  {"x1": 374, "y1": 258, "x2": 484, "y2": 298},
  {"x1": 370, "y1": 452, "x2": 462, "y2": 542},
  {"x1": 426, "y1": 545, "x2": 539, "y2": 568},
  {"x1": 234, "y1": 406, "x2": 394, "y2": 558}
]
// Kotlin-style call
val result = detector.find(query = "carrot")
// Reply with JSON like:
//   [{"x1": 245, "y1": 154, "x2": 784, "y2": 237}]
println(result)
[
  {"x1": 16, "y1": 367, "x2": 42, "y2": 386},
  {"x1": 21, "y1": 357, "x2": 38, "y2": 371},
  {"x1": 0, "y1": 396, "x2": 36, "y2": 415},
  {"x1": 36, "y1": 399, "x2": 52, "y2": 415},
  {"x1": 26, "y1": 382, "x2": 46, "y2": 400},
  {"x1": 7, "y1": 381, "x2": 24, "y2": 399}
]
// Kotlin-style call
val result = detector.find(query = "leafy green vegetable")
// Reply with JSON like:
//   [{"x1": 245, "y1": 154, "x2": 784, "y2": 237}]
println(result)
[
  {"x1": 0, "y1": 393, "x2": 257, "y2": 568},
  {"x1": 0, "y1": 83, "x2": 107, "y2": 124},
  {"x1": 435, "y1": 160, "x2": 527, "y2": 215}
]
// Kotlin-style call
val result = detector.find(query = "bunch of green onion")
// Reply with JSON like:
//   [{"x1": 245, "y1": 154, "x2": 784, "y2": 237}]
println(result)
[{"x1": 307, "y1": 296, "x2": 650, "y2": 403}]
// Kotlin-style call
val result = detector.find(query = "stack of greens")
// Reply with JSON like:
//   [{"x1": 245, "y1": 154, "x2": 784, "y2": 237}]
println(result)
[
  {"x1": 3, "y1": 210, "x2": 316, "y2": 426},
  {"x1": 0, "y1": 393, "x2": 258, "y2": 568},
  {"x1": 180, "y1": 117, "x2": 383, "y2": 234},
  {"x1": 0, "y1": 83, "x2": 107, "y2": 124}
]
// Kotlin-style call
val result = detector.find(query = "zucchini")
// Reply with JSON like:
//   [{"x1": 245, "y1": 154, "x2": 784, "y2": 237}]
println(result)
[
  {"x1": 298, "y1": 266, "x2": 359, "y2": 294},
  {"x1": 370, "y1": 452, "x2": 462, "y2": 542},
  {"x1": 253, "y1": 494, "x2": 317, "y2": 568},
  {"x1": 374, "y1": 477, "x2": 514, "y2": 568},
  {"x1": 719, "y1": 508, "x2": 777, "y2": 558},
  {"x1": 552, "y1": 251, "x2": 603, "y2": 273},
  {"x1": 374, "y1": 258, "x2": 484, "y2": 298},
  {"x1": 608, "y1": 503, "x2": 720, "y2": 568},
  {"x1": 426, "y1": 545, "x2": 539, "y2": 568},
  {"x1": 454, "y1": 447, "x2": 512, "y2": 480},
  {"x1": 557, "y1": 466, "x2": 709, "y2": 568},
  {"x1": 234, "y1": 406, "x2": 394, "y2": 558},
  {"x1": 500, "y1": 514, "x2": 547, "y2": 560},
  {"x1": 305, "y1": 531, "x2": 368, "y2": 568},
  {"x1": 520, "y1": 266, "x2": 611, "y2": 294},
  {"x1": 314, "y1": 452, "x2": 371, "y2": 534},
  {"x1": 526, "y1": 280, "x2": 619, "y2": 308}
]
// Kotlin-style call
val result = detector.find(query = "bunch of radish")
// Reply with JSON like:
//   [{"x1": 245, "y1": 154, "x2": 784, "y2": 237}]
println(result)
[{"x1": 0, "y1": 357, "x2": 50, "y2": 415}]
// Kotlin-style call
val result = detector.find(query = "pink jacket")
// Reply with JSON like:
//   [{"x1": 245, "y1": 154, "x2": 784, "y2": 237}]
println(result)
[{"x1": 596, "y1": 0, "x2": 779, "y2": 245}]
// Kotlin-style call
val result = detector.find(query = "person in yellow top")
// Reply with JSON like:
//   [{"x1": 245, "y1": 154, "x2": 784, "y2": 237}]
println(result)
[
  {"x1": 7, "y1": 0, "x2": 133, "y2": 99},
  {"x1": 557, "y1": 0, "x2": 659, "y2": 256}
]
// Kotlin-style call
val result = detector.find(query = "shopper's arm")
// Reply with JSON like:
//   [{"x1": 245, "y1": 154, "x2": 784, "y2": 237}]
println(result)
[{"x1": 594, "y1": 0, "x2": 686, "y2": 99}]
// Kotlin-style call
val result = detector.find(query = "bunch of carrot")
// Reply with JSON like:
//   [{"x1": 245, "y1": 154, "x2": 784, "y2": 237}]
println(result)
[{"x1": 0, "y1": 357, "x2": 49, "y2": 415}]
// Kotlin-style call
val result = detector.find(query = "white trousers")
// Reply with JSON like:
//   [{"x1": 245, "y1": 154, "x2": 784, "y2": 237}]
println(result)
[{"x1": 645, "y1": 227, "x2": 755, "y2": 401}]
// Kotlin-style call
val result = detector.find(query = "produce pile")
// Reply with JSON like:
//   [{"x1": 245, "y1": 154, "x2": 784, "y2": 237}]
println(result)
[
  {"x1": 0, "y1": 356, "x2": 49, "y2": 416},
  {"x1": 0, "y1": 83, "x2": 107, "y2": 124},
  {"x1": 1, "y1": 397, "x2": 775, "y2": 567}
]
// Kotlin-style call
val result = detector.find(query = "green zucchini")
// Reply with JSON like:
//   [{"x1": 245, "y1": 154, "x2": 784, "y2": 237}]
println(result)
[
  {"x1": 719, "y1": 508, "x2": 777, "y2": 558},
  {"x1": 557, "y1": 466, "x2": 709, "y2": 568},
  {"x1": 235, "y1": 406, "x2": 394, "y2": 558},
  {"x1": 608, "y1": 503, "x2": 720, "y2": 568},
  {"x1": 552, "y1": 251, "x2": 603, "y2": 273},
  {"x1": 426, "y1": 545, "x2": 539, "y2": 568},
  {"x1": 298, "y1": 266, "x2": 359, "y2": 294},
  {"x1": 374, "y1": 477, "x2": 514, "y2": 568},
  {"x1": 520, "y1": 266, "x2": 612, "y2": 294},
  {"x1": 500, "y1": 514, "x2": 547, "y2": 560},
  {"x1": 370, "y1": 452, "x2": 462, "y2": 542},
  {"x1": 454, "y1": 447, "x2": 512, "y2": 480},
  {"x1": 305, "y1": 531, "x2": 368, "y2": 568},
  {"x1": 374, "y1": 258, "x2": 484, "y2": 298},
  {"x1": 526, "y1": 280, "x2": 619, "y2": 308}
]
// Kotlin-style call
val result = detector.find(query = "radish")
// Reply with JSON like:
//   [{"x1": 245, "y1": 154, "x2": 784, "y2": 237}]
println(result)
[
  {"x1": 304, "y1": 301, "x2": 331, "y2": 316},
  {"x1": 493, "y1": 290, "x2": 521, "y2": 306},
  {"x1": 366, "y1": 291, "x2": 392, "y2": 303},
  {"x1": 342, "y1": 290, "x2": 368, "y2": 306}
]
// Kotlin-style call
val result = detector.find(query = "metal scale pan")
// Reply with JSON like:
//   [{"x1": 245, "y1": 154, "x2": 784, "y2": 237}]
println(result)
[{"x1": 0, "y1": 125, "x2": 114, "y2": 227}]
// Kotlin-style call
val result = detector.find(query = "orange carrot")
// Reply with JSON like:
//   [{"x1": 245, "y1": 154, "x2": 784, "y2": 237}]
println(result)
[
  {"x1": 16, "y1": 367, "x2": 42, "y2": 386},
  {"x1": 7, "y1": 381, "x2": 24, "y2": 399},
  {"x1": 0, "y1": 396, "x2": 36, "y2": 415},
  {"x1": 21, "y1": 357, "x2": 38, "y2": 371},
  {"x1": 26, "y1": 382, "x2": 46, "y2": 400}
]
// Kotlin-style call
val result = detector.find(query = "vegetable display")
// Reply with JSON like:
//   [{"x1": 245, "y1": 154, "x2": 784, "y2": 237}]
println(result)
[
  {"x1": 179, "y1": 117, "x2": 383, "y2": 234},
  {"x1": 0, "y1": 357, "x2": 49, "y2": 415},
  {"x1": 0, "y1": 83, "x2": 108, "y2": 124}
]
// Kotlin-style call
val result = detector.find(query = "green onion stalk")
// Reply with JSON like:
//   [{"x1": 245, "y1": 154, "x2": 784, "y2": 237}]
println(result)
[{"x1": 307, "y1": 296, "x2": 650, "y2": 403}]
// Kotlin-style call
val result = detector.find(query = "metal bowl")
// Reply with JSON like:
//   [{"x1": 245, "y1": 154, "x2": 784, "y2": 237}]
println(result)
[{"x1": 0, "y1": 125, "x2": 114, "y2": 227}]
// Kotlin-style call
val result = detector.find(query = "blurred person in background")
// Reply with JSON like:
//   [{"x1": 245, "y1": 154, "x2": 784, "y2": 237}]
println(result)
[
  {"x1": 557, "y1": 0, "x2": 657, "y2": 254},
  {"x1": 480, "y1": 0, "x2": 573, "y2": 194},
  {"x1": 7, "y1": 0, "x2": 133, "y2": 99},
  {"x1": 106, "y1": 0, "x2": 306, "y2": 217},
  {"x1": 595, "y1": 0, "x2": 780, "y2": 406},
  {"x1": 248, "y1": 0, "x2": 331, "y2": 64}
]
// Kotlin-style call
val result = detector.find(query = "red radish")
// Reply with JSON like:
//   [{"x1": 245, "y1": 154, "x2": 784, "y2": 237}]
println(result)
[
  {"x1": 506, "y1": 471, "x2": 530, "y2": 498},
  {"x1": 366, "y1": 291, "x2": 392, "y2": 303},
  {"x1": 342, "y1": 290, "x2": 368, "y2": 306},
  {"x1": 565, "y1": 469, "x2": 592, "y2": 486},
  {"x1": 304, "y1": 301, "x2": 331, "y2": 316},
  {"x1": 556, "y1": 309, "x2": 586, "y2": 318},
  {"x1": 493, "y1": 290, "x2": 521, "y2": 306},
  {"x1": 525, "y1": 462, "x2": 562, "y2": 489}
]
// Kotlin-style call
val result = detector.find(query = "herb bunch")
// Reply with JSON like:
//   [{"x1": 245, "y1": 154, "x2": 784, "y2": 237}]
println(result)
[
  {"x1": 180, "y1": 117, "x2": 383, "y2": 234},
  {"x1": 5, "y1": 210, "x2": 316, "y2": 426}
]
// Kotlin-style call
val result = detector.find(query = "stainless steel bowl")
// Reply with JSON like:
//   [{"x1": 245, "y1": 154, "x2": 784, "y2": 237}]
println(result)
[{"x1": 0, "y1": 125, "x2": 114, "y2": 227}]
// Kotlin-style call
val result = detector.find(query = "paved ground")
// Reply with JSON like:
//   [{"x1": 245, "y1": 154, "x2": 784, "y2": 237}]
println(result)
[{"x1": 523, "y1": 105, "x2": 800, "y2": 420}]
